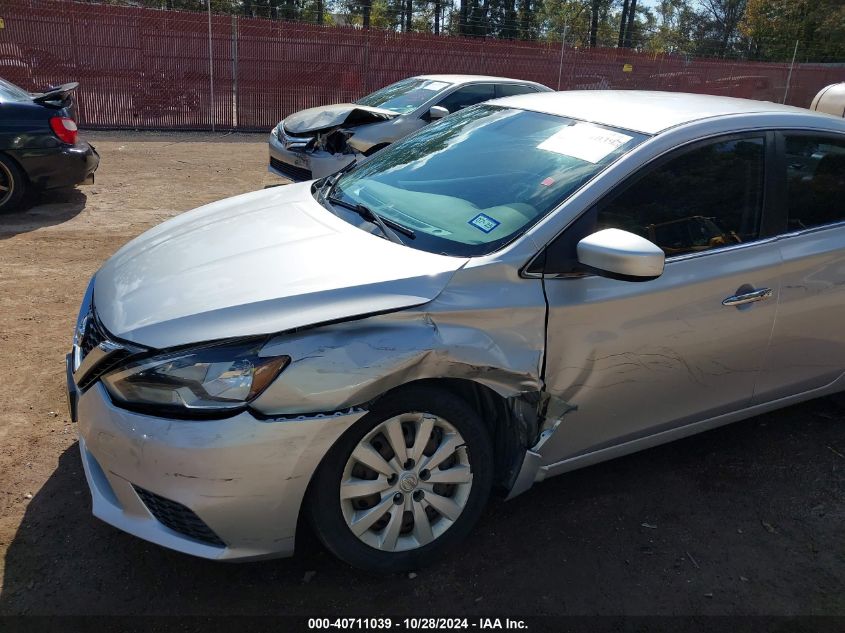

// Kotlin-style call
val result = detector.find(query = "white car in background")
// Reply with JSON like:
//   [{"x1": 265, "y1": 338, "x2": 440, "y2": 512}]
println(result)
[{"x1": 268, "y1": 74, "x2": 551, "y2": 181}]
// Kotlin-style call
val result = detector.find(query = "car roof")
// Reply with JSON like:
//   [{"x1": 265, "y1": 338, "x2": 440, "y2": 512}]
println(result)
[
  {"x1": 415, "y1": 74, "x2": 546, "y2": 87},
  {"x1": 493, "y1": 90, "x2": 821, "y2": 134}
]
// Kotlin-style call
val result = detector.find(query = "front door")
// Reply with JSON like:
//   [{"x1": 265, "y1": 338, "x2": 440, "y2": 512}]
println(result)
[{"x1": 537, "y1": 133, "x2": 781, "y2": 464}]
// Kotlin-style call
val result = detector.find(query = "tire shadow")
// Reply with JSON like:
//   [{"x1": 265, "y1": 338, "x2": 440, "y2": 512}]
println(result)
[
  {"x1": 0, "y1": 188, "x2": 87, "y2": 239},
  {"x1": 0, "y1": 442, "x2": 346, "y2": 616}
]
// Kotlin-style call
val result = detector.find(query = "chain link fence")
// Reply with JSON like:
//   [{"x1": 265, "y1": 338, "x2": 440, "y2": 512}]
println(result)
[{"x1": 1, "y1": 0, "x2": 843, "y2": 131}]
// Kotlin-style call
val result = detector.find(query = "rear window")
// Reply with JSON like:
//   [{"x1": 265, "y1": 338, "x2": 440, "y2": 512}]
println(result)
[
  {"x1": 497, "y1": 84, "x2": 540, "y2": 97},
  {"x1": 785, "y1": 135, "x2": 845, "y2": 230},
  {"x1": 0, "y1": 78, "x2": 31, "y2": 102}
]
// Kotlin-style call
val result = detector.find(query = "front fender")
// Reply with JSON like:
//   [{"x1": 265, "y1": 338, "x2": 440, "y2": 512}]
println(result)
[
  {"x1": 345, "y1": 117, "x2": 423, "y2": 154},
  {"x1": 251, "y1": 283, "x2": 546, "y2": 416}
]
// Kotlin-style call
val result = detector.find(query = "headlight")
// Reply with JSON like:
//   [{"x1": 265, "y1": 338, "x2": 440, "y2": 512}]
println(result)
[
  {"x1": 102, "y1": 339, "x2": 289, "y2": 416},
  {"x1": 271, "y1": 121, "x2": 283, "y2": 138}
]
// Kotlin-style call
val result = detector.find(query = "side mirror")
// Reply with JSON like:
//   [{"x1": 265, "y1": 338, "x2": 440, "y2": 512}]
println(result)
[
  {"x1": 428, "y1": 105, "x2": 449, "y2": 120},
  {"x1": 576, "y1": 228, "x2": 665, "y2": 281}
]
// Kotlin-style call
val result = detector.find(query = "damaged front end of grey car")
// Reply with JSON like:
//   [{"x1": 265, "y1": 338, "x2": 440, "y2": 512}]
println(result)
[
  {"x1": 269, "y1": 103, "x2": 401, "y2": 181},
  {"x1": 268, "y1": 75, "x2": 551, "y2": 183}
]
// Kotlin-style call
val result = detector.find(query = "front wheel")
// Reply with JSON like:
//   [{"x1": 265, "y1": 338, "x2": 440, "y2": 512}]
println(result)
[{"x1": 308, "y1": 385, "x2": 493, "y2": 572}]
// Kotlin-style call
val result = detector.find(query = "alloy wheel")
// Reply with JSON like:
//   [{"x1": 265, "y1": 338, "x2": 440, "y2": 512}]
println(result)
[
  {"x1": 0, "y1": 161, "x2": 14, "y2": 208},
  {"x1": 339, "y1": 412, "x2": 473, "y2": 552}
]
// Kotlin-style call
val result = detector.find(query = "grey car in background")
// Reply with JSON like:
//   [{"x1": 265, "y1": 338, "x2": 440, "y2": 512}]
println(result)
[
  {"x1": 268, "y1": 74, "x2": 551, "y2": 181},
  {"x1": 70, "y1": 91, "x2": 845, "y2": 572}
]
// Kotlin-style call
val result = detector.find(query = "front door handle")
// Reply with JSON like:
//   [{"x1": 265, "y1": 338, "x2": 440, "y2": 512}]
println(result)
[{"x1": 722, "y1": 287, "x2": 773, "y2": 307}]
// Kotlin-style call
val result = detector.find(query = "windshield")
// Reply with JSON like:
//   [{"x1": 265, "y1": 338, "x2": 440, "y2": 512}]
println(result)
[
  {"x1": 0, "y1": 78, "x2": 31, "y2": 102},
  {"x1": 331, "y1": 105, "x2": 647, "y2": 256},
  {"x1": 355, "y1": 77, "x2": 451, "y2": 114}
]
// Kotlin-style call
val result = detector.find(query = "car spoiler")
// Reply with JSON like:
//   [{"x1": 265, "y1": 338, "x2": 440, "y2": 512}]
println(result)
[{"x1": 32, "y1": 82, "x2": 79, "y2": 107}]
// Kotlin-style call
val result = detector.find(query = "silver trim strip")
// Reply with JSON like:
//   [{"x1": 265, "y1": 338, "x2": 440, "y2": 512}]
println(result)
[{"x1": 74, "y1": 338, "x2": 132, "y2": 383}]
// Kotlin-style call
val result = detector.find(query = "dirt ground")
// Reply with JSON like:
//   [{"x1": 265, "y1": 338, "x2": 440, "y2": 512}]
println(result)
[{"x1": 0, "y1": 131, "x2": 843, "y2": 617}]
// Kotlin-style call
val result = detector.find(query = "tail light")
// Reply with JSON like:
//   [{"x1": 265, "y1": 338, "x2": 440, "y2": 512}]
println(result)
[{"x1": 49, "y1": 117, "x2": 78, "y2": 145}]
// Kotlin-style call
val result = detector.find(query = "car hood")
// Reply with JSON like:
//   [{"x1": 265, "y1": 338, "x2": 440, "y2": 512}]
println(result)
[
  {"x1": 94, "y1": 183, "x2": 467, "y2": 349},
  {"x1": 283, "y1": 103, "x2": 398, "y2": 135}
]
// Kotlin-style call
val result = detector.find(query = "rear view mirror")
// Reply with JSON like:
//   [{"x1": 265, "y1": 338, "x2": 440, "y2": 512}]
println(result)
[
  {"x1": 577, "y1": 229, "x2": 665, "y2": 281},
  {"x1": 428, "y1": 106, "x2": 449, "y2": 120}
]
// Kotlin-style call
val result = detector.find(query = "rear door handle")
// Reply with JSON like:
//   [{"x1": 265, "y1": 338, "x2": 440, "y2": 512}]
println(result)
[{"x1": 722, "y1": 287, "x2": 773, "y2": 307}]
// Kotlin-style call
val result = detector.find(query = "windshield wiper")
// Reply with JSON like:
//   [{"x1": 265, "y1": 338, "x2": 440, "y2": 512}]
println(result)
[
  {"x1": 328, "y1": 195, "x2": 415, "y2": 244},
  {"x1": 320, "y1": 159, "x2": 358, "y2": 199}
]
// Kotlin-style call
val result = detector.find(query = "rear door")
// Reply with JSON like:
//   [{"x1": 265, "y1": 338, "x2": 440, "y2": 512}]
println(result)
[{"x1": 753, "y1": 131, "x2": 845, "y2": 401}]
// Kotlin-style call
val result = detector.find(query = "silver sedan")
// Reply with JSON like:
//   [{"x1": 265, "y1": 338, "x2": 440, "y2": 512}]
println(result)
[{"x1": 69, "y1": 91, "x2": 845, "y2": 571}]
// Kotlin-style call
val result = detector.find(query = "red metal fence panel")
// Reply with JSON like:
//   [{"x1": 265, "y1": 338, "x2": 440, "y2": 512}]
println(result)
[
  {"x1": 1, "y1": 0, "x2": 843, "y2": 131},
  {"x1": 235, "y1": 17, "x2": 367, "y2": 129}
]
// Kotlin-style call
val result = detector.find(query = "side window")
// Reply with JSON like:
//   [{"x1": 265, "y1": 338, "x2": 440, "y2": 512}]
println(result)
[
  {"x1": 496, "y1": 84, "x2": 539, "y2": 98},
  {"x1": 784, "y1": 134, "x2": 845, "y2": 231},
  {"x1": 436, "y1": 84, "x2": 496, "y2": 114},
  {"x1": 595, "y1": 137, "x2": 765, "y2": 257}
]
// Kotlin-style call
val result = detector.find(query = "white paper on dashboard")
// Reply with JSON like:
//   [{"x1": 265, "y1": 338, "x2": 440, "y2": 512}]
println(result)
[{"x1": 537, "y1": 123, "x2": 633, "y2": 163}]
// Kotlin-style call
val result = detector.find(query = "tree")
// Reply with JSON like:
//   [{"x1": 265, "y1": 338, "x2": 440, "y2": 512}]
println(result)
[
  {"x1": 741, "y1": 0, "x2": 845, "y2": 62},
  {"x1": 535, "y1": 0, "x2": 590, "y2": 47},
  {"x1": 518, "y1": 0, "x2": 534, "y2": 40},
  {"x1": 503, "y1": 0, "x2": 518, "y2": 39},
  {"x1": 459, "y1": 0, "x2": 469, "y2": 33},
  {"x1": 130, "y1": 0, "x2": 844, "y2": 62},
  {"x1": 623, "y1": 0, "x2": 637, "y2": 47},
  {"x1": 618, "y1": 0, "x2": 630, "y2": 47},
  {"x1": 699, "y1": 0, "x2": 746, "y2": 55},
  {"x1": 643, "y1": 0, "x2": 701, "y2": 55}
]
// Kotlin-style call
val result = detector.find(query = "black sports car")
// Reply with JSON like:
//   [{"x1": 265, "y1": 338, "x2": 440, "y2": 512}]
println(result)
[{"x1": 0, "y1": 78, "x2": 99, "y2": 212}]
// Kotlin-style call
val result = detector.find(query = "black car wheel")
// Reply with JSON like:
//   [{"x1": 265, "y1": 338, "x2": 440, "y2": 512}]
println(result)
[
  {"x1": 0, "y1": 154, "x2": 26, "y2": 213},
  {"x1": 308, "y1": 385, "x2": 493, "y2": 572}
]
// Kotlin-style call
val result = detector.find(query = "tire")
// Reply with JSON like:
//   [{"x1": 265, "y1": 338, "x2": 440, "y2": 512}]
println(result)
[
  {"x1": 0, "y1": 153, "x2": 26, "y2": 213},
  {"x1": 308, "y1": 385, "x2": 494, "y2": 572}
]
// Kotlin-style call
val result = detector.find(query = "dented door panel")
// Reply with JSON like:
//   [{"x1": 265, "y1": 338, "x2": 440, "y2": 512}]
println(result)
[
  {"x1": 539, "y1": 243, "x2": 781, "y2": 465},
  {"x1": 753, "y1": 224, "x2": 845, "y2": 402}
]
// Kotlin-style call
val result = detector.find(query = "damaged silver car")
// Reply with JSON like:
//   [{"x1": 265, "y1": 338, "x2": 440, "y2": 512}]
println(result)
[
  {"x1": 268, "y1": 74, "x2": 550, "y2": 181},
  {"x1": 69, "y1": 91, "x2": 845, "y2": 571}
]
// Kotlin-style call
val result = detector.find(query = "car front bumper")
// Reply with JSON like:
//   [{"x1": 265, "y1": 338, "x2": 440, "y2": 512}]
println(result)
[
  {"x1": 14, "y1": 140, "x2": 99, "y2": 190},
  {"x1": 72, "y1": 373, "x2": 366, "y2": 561},
  {"x1": 268, "y1": 133, "x2": 356, "y2": 182}
]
